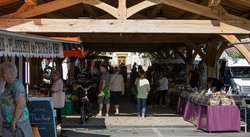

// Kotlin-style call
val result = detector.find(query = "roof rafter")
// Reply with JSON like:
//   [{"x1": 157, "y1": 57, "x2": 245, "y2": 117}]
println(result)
[
  {"x1": 208, "y1": 0, "x2": 221, "y2": 7},
  {"x1": 127, "y1": 0, "x2": 160, "y2": 18},
  {"x1": 161, "y1": 0, "x2": 247, "y2": 21},
  {"x1": 0, "y1": 0, "x2": 19, "y2": 7},
  {"x1": 25, "y1": 0, "x2": 38, "y2": 6},
  {"x1": 220, "y1": 34, "x2": 250, "y2": 64},
  {"x1": 149, "y1": 3, "x2": 163, "y2": 18},
  {"x1": 231, "y1": 0, "x2": 250, "y2": 7},
  {"x1": 1, "y1": 0, "x2": 83, "y2": 18}
]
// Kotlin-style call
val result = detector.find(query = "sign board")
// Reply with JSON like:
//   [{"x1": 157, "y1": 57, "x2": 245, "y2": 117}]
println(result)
[{"x1": 29, "y1": 97, "x2": 57, "y2": 137}]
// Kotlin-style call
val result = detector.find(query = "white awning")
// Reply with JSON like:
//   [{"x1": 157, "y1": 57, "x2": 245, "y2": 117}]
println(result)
[{"x1": 0, "y1": 29, "x2": 81, "y2": 58}]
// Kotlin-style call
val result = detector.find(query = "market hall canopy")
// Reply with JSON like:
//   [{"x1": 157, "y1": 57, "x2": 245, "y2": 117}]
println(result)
[
  {"x1": 0, "y1": 29, "x2": 81, "y2": 58},
  {"x1": 0, "y1": 0, "x2": 250, "y2": 77}
]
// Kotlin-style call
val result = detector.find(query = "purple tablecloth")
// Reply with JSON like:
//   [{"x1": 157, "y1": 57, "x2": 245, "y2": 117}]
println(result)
[
  {"x1": 183, "y1": 100, "x2": 240, "y2": 132},
  {"x1": 177, "y1": 97, "x2": 187, "y2": 115}
]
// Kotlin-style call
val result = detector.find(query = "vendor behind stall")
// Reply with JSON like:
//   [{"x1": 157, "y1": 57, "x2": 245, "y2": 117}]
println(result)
[{"x1": 207, "y1": 77, "x2": 224, "y2": 92}]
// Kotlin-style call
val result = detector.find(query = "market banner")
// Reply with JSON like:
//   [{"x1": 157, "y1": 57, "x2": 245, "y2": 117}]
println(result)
[{"x1": 0, "y1": 34, "x2": 64, "y2": 58}]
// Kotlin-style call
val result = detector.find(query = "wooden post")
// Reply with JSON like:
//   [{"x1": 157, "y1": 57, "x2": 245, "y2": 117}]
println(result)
[
  {"x1": 186, "y1": 48, "x2": 192, "y2": 87},
  {"x1": 206, "y1": 40, "x2": 217, "y2": 78},
  {"x1": 69, "y1": 57, "x2": 77, "y2": 80}
]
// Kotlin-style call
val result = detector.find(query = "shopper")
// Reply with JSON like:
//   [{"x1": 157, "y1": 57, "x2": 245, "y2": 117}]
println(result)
[
  {"x1": 0, "y1": 62, "x2": 33, "y2": 137},
  {"x1": 51, "y1": 70, "x2": 65, "y2": 128},
  {"x1": 110, "y1": 67, "x2": 124, "y2": 115},
  {"x1": 96, "y1": 63, "x2": 111, "y2": 117},
  {"x1": 189, "y1": 68, "x2": 199, "y2": 88},
  {"x1": 136, "y1": 69, "x2": 150, "y2": 118},
  {"x1": 156, "y1": 73, "x2": 169, "y2": 107},
  {"x1": 0, "y1": 64, "x2": 6, "y2": 137},
  {"x1": 207, "y1": 77, "x2": 224, "y2": 92}
]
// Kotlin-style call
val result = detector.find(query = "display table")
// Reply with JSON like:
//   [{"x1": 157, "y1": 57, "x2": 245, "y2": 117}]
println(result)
[{"x1": 183, "y1": 100, "x2": 240, "y2": 132}]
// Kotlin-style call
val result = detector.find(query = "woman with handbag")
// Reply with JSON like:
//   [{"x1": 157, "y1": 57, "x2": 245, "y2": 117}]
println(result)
[
  {"x1": 50, "y1": 70, "x2": 65, "y2": 128},
  {"x1": 96, "y1": 63, "x2": 111, "y2": 117},
  {"x1": 0, "y1": 62, "x2": 33, "y2": 137},
  {"x1": 110, "y1": 67, "x2": 124, "y2": 115}
]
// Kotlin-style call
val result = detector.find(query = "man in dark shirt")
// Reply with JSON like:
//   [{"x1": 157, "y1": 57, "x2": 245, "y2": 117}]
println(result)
[{"x1": 207, "y1": 77, "x2": 224, "y2": 92}]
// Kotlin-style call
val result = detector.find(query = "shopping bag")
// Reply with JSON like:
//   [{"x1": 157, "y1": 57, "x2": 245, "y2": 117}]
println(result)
[{"x1": 102, "y1": 88, "x2": 110, "y2": 100}]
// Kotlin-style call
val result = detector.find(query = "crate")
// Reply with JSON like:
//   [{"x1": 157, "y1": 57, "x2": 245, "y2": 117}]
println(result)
[{"x1": 62, "y1": 100, "x2": 74, "y2": 115}]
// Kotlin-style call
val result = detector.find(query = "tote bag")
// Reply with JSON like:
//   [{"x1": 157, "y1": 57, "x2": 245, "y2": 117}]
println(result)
[{"x1": 52, "y1": 91, "x2": 65, "y2": 108}]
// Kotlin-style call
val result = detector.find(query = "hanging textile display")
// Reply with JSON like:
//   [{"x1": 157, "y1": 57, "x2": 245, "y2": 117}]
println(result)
[{"x1": 0, "y1": 34, "x2": 64, "y2": 58}]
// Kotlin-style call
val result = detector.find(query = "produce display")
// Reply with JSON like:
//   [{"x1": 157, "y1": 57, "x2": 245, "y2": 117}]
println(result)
[{"x1": 181, "y1": 89, "x2": 236, "y2": 106}]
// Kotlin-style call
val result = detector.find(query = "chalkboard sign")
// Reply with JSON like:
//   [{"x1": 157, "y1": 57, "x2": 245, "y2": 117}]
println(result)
[{"x1": 28, "y1": 97, "x2": 57, "y2": 137}]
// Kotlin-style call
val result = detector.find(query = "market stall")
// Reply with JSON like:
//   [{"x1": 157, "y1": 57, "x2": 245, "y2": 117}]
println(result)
[
  {"x1": 0, "y1": 29, "x2": 82, "y2": 137},
  {"x1": 181, "y1": 90, "x2": 241, "y2": 132}
]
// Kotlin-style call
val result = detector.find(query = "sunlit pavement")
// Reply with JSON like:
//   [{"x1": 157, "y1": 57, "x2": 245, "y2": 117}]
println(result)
[
  {"x1": 60, "y1": 110, "x2": 249, "y2": 137},
  {"x1": 60, "y1": 96, "x2": 250, "y2": 137},
  {"x1": 60, "y1": 127, "x2": 250, "y2": 137}
]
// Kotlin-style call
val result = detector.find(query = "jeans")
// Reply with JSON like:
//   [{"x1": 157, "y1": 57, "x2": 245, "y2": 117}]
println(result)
[{"x1": 137, "y1": 98, "x2": 147, "y2": 115}]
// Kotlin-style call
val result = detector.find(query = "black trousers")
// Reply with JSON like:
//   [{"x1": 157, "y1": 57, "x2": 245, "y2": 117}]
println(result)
[
  {"x1": 55, "y1": 108, "x2": 62, "y2": 125},
  {"x1": 156, "y1": 90, "x2": 168, "y2": 105}
]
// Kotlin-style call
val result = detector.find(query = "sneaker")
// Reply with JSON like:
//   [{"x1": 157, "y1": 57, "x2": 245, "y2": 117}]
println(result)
[
  {"x1": 115, "y1": 112, "x2": 119, "y2": 115},
  {"x1": 142, "y1": 114, "x2": 145, "y2": 118},
  {"x1": 56, "y1": 125, "x2": 61, "y2": 130},
  {"x1": 105, "y1": 113, "x2": 109, "y2": 117},
  {"x1": 96, "y1": 113, "x2": 102, "y2": 118},
  {"x1": 138, "y1": 114, "x2": 141, "y2": 117}
]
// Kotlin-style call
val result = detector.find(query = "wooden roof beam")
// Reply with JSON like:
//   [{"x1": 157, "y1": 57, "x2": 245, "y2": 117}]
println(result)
[
  {"x1": 81, "y1": 0, "x2": 118, "y2": 19},
  {"x1": 25, "y1": 0, "x2": 38, "y2": 6},
  {"x1": 118, "y1": 0, "x2": 126, "y2": 20},
  {"x1": 149, "y1": 4, "x2": 163, "y2": 18},
  {"x1": 0, "y1": 0, "x2": 19, "y2": 7},
  {"x1": 127, "y1": 0, "x2": 160, "y2": 18},
  {"x1": 0, "y1": 19, "x2": 250, "y2": 34},
  {"x1": 173, "y1": 48, "x2": 186, "y2": 62},
  {"x1": 185, "y1": 40, "x2": 207, "y2": 63},
  {"x1": 82, "y1": 4, "x2": 98, "y2": 18},
  {"x1": 228, "y1": 0, "x2": 250, "y2": 8},
  {"x1": 208, "y1": 0, "x2": 221, "y2": 7},
  {"x1": 1, "y1": 0, "x2": 83, "y2": 18},
  {"x1": 161, "y1": 0, "x2": 247, "y2": 21},
  {"x1": 220, "y1": 34, "x2": 250, "y2": 64}
]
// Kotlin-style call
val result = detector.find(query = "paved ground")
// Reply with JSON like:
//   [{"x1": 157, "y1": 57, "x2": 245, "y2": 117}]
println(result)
[
  {"x1": 60, "y1": 127, "x2": 250, "y2": 137},
  {"x1": 60, "y1": 96, "x2": 250, "y2": 137}
]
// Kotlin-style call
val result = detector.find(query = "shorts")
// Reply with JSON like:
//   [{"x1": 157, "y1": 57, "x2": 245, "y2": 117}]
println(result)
[
  {"x1": 97, "y1": 95, "x2": 110, "y2": 104},
  {"x1": 111, "y1": 91, "x2": 122, "y2": 105}
]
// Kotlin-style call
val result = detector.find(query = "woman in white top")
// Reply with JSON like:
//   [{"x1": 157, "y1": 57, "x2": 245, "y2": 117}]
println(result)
[
  {"x1": 50, "y1": 71, "x2": 65, "y2": 127},
  {"x1": 110, "y1": 67, "x2": 124, "y2": 115},
  {"x1": 136, "y1": 69, "x2": 150, "y2": 118}
]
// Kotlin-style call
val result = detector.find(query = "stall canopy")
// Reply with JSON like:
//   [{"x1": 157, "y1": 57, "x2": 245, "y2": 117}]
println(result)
[
  {"x1": 63, "y1": 43, "x2": 85, "y2": 58},
  {"x1": 0, "y1": 29, "x2": 82, "y2": 58}
]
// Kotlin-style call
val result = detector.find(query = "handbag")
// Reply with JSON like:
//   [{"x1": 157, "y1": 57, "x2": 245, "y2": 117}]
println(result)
[{"x1": 52, "y1": 91, "x2": 65, "y2": 108}]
